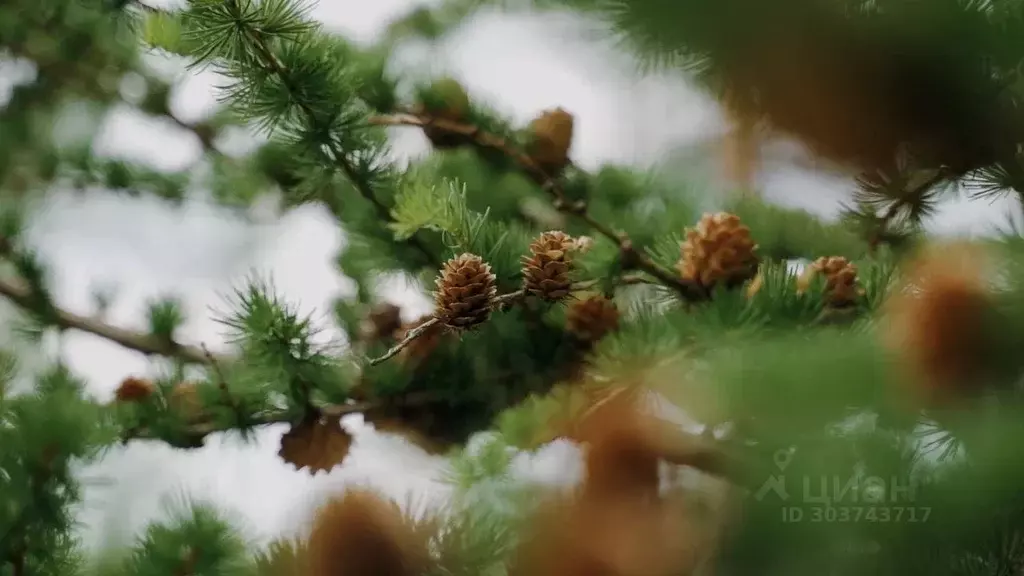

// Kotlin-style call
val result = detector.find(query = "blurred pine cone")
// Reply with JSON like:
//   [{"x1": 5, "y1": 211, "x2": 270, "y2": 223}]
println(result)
[
  {"x1": 415, "y1": 77, "x2": 471, "y2": 149},
  {"x1": 434, "y1": 253, "x2": 497, "y2": 330},
  {"x1": 677, "y1": 212, "x2": 759, "y2": 290},
  {"x1": 115, "y1": 376, "x2": 155, "y2": 402},
  {"x1": 359, "y1": 302, "x2": 403, "y2": 342},
  {"x1": 523, "y1": 230, "x2": 576, "y2": 301},
  {"x1": 278, "y1": 413, "x2": 353, "y2": 475},
  {"x1": 308, "y1": 489, "x2": 432, "y2": 576},
  {"x1": 883, "y1": 243, "x2": 999, "y2": 406},
  {"x1": 169, "y1": 382, "x2": 203, "y2": 420},
  {"x1": 526, "y1": 107, "x2": 574, "y2": 176},
  {"x1": 797, "y1": 256, "x2": 862, "y2": 308},
  {"x1": 566, "y1": 295, "x2": 620, "y2": 343}
]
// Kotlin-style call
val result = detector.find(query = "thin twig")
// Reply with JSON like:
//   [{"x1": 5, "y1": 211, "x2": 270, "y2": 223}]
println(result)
[
  {"x1": 0, "y1": 273, "x2": 219, "y2": 365},
  {"x1": 367, "y1": 290, "x2": 527, "y2": 365},
  {"x1": 368, "y1": 317, "x2": 439, "y2": 366},
  {"x1": 368, "y1": 113, "x2": 707, "y2": 301}
]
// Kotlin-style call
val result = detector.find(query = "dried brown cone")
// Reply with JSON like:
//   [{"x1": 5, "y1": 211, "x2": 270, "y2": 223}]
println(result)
[
  {"x1": 677, "y1": 212, "x2": 759, "y2": 290},
  {"x1": 307, "y1": 488, "x2": 432, "y2": 576},
  {"x1": 115, "y1": 377, "x2": 156, "y2": 402},
  {"x1": 278, "y1": 413, "x2": 354, "y2": 475},
  {"x1": 433, "y1": 253, "x2": 497, "y2": 330},
  {"x1": 511, "y1": 387, "x2": 702, "y2": 576},
  {"x1": 566, "y1": 295, "x2": 620, "y2": 343},
  {"x1": 522, "y1": 230, "x2": 576, "y2": 301},
  {"x1": 797, "y1": 256, "x2": 863, "y2": 308},
  {"x1": 883, "y1": 243, "x2": 997, "y2": 406},
  {"x1": 526, "y1": 107, "x2": 574, "y2": 176}
]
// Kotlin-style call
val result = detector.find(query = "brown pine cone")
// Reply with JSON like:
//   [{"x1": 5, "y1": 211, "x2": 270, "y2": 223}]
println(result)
[
  {"x1": 677, "y1": 212, "x2": 759, "y2": 290},
  {"x1": 169, "y1": 382, "x2": 203, "y2": 421},
  {"x1": 797, "y1": 256, "x2": 863, "y2": 308},
  {"x1": 883, "y1": 243, "x2": 996, "y2": 406},
  {"x1": 526, "y1": 108, "x2": 574, "y2": 176},
  {"x1": 115, "y1": 377, "x2": 156, "y2": 402},
  {"x1": 307, "y1": 489, "x2": 431, "y2": 576},
  {"x1": 566, "y1": 295, "x2": 620, "y2": 343},
  {"x1": 278, "y1": 413, "x2": 353, "y2": 475},
  {"x1": 522, "y1": 230, "x2": 576, "y2": 301},
  {"x1": 434, "y1": 253, "x2": 498, "y2": 330}
]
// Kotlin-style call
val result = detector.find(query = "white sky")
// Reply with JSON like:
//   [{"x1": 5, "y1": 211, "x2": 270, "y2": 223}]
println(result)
[{"x1": 4, "y1": 0, "x2": 1017, "y2": 551}]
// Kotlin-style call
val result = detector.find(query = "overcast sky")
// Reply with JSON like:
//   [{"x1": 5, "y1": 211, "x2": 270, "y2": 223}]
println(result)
[{"x1": 4, "y1": 0, "x2": 1018, "y2": 551}]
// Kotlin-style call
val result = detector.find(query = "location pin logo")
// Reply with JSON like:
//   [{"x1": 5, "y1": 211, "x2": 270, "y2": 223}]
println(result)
[{"x1": 773, "y1": 449, "x2": 794, "y2": 471}]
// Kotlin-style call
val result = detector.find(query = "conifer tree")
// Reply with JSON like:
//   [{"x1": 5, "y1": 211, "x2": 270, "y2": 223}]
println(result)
[{"x1": 3, "y1": 0, "x2": 1024, "y2": 575}]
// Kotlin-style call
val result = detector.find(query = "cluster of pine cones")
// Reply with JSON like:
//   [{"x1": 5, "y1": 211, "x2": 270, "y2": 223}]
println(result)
[
  {"x1": 431, "y1": 231, "x2": 618, "y2": 345},
  {"x1": 676, "y1": 212, "x2": 862, "y2": 308},
  {"x1": 425, "y1": 212, "x2": 862, "y2": 340}
]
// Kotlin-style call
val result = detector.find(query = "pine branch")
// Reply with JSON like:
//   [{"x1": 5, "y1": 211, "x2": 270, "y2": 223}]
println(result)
[
  {"x1": 0, "y1": 273, "x2": 220, "y2": 365},
  {"x1": 123, "y1": 390, "x2": 438, "y2": 441},
  {"x1": 123, "y1": 385, "x2": 739, "y2": 481},
  {"x1": 226, "y1": 4, "x2": 438, "y2": 266},
  {"x1": 867, "y1": 169, "x2": 948, "y2": 252},
  {"x1": 0, "y1": 237, "x2": 221, "y2": 365},
  {"x1": 368, "y1": 113, "x2": 708, "y2": 301}
]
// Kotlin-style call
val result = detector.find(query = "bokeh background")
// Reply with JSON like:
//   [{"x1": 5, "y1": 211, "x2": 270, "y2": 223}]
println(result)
[{"x1": 1, "y1": 0, "x2": 1015, "y2": 550}]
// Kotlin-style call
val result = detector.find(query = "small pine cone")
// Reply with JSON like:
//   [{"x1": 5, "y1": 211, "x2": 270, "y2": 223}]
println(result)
[
  {"x1": 434, "y1": 253, "x2": 498, "y2": 330},
  {"x1": 797, "y1": 256, "x2": 863, "y2": 308},
  {"x1": 566, "y1": 295, "x2": 619, "y2": 343},
  {"x1": 278, "y1": 413, "x2": 353, "y2": 475},
  {"x1": 115, "y1": 377, "x2": 156, "y2": 402},
  {"x1": 883, "y1": 243, "x2": 997, "y2": 405},
  {"x1": 526, "y1": 107, "x2": 574, "y2": 176},
  {"x1": 677, "y1": 212, "x2": 759, "y2": 290},
  {"x1": 522, "y1": 230, "x2": 576, "y2": 300}
]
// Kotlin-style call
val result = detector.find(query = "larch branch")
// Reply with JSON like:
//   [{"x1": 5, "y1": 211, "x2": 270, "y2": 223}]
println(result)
[
  {"x1": 368, "y1": 113, "x2": 708, "y2": 301},
  {"x1": 0, "y1": 273, "x2": 219, "y2": 365}
]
